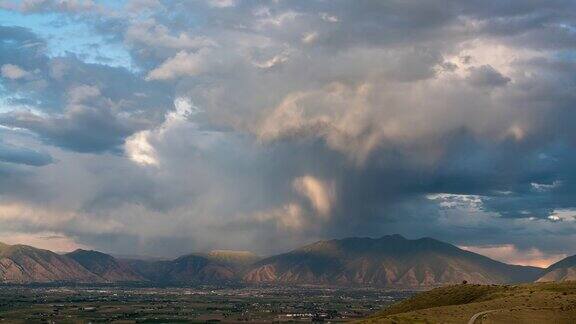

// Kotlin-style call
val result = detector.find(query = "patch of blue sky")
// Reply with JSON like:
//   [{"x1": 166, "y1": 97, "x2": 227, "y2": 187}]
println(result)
[
  {"x1": 98, "y1": 0, "x2": 126, "y2": 9},
  {"x1": 0, "y1": 9, "x2": 135, "y2": 70},
  {"x1": 0, "y1": 84, "x2": 11, "y2": 113},
  {"x1": 0, "y1": 83, "x2": 44, "y2": 114},
  {"x1": 555, "y1": 51, "x2": 576, "y2": 62},
  {"x1": 552, "y1": 24, "x2": 576, "y2": 62}
]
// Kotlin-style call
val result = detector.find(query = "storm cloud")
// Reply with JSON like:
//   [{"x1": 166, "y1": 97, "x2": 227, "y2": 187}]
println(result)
[{"x1": 0, "y1": 0, "x2": 576, "y2": 264}]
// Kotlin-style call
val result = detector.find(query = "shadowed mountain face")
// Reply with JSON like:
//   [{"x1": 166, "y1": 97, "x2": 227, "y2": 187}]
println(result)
[
  {"x1": 125, "y1": 254, "x2": 237, "y2": 284},
  {"x1": 0, "y1": 243, "x2": 102, "y2": 284},
  {"x1": 205, "y1": 250, "x2": 260, "y2": 270},
  {"x1": 244, "y1": 235, "x2": 543, "y2": 287},
  {"x1": 0, "y1": 242, "x2": 247, "y2": 284},
  {"x1": 66, "y1": 250, "x2": 144, "y2": 282},
  {"x1": 536, "y1": 255, "x2": 576, "y2": 282}
]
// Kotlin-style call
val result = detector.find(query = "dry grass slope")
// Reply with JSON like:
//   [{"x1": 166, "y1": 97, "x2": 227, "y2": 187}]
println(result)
[{"x1": 360, "y1": 281, "x2": 576, "y2": 323}]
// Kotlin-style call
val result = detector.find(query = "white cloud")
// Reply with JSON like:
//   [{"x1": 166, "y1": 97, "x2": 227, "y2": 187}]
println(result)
[
  {"x1": 126, "y1": 19, "x2": 216, "y2": 50},
  {"x1": 252, "y1": 53, "x2": 290, "y2": 69},
  {"x1": 254, "y1": 203, "x2": 305, "y2": 231},
  {"x1": 0, "y1": 201, "x2": 75, "y2": 224},
  {"x1": 293, "y1": 175, "x2": 335, "y2": 217},
  {"x1": 4, "y1": 0, "x2": 105, "y2": 14},
  {"x1": 54, "y1": 0, "x2": 98, "y2": 13},
  {"x1": 319, "y1": 12, "x2": 338, "y2": 23},
  {"x1": 0, "y1": 231, "x2": 90, "y2": 252},
  {"x1": 0, "y1": 201, "x2": 122, "y2": 234},
  {"x1": 254, "y1": 8, "x2": 301, "y2": 28},
  {"x1": 427, "y1": 193, "x2": 484, "y2": 211},
  {"x1": 125, "y1": 97, "x2": 196, "y2": 166},
  {"x1": 460, "y1": 244, "x2": 566, "y2": 268},
  {"x1": 302, "y1": 31, "x2": 319, "y2": 44},
  {"x1": 506, "y1": 124, "x2": 526, "y2": 141},
  {"x1": 250, "y1": 176, "x2": 335, "y2": 232},
  {"x1": 208, "y1": 0, "x2": 237, "y2": 8},
  {"x1": 146, "y1": 49, "x2": 211, "y2": 80},
  {"x1": 1, "y1": 64, "x2": 29, "y2": 79},
  {"x1": 66, "y1": 84, "x2": 100, "y2": 104},
  {"x1": 547, "y1": 209, "x2": 576, "y2": 222},
  {"x1": 125, "y1": 130, "x2": 157, "y2": 166},
  {"x1": 531, "y1": 181, "x2": 562, "y2": 192},
  {"x1": 443, "y1": 38, "x2": 543, "y2": 78}
]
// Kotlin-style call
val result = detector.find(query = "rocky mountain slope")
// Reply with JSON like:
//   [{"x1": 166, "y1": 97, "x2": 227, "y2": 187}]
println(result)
[
  {"x1": 244, "y1": 235, "x2": 542, "y2": 287},
  {"x1": 536, "y1": 254, "x2": 576, "y2": 282},
  {"x1": 205, "y1": 250, "x2": 260, "y2": 270},
  {"x1": 125, "y1": 254, "x2": 237, "y2": 284},
  {"x1": 0, "y1": 243, "x2": 102, "y2": 284},
  {"x1": 66, "y1": 249, "x2": 144, "y2": 282}
]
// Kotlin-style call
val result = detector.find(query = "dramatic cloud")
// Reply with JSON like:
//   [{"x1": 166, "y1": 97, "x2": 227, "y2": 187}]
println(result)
[
  {"x1": 0, "y1": 140, "x2": 53, "y2": 166},
  {"x1": 293, "y1": 175, "x2": 335, "y2": 217},
  {"x1": 1, "y1": 0, "x2": 576, "y2": 263},
  {"x1": 146, "y1": 50, "x2": 212, "y2": 80},
  {"x1": 0, "y1": 231, "x2": 90, "y2": 252},
  {"x1": 460, "y1": 244, "x2": 567, "y2": 268}
]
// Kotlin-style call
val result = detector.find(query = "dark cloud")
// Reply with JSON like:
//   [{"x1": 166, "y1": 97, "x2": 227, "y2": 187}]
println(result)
[
  {"x1": 467, "y1": 65, "x2": 511, "y2": 88},
  {"x1": 0, "y1": 103, "x2": 143, "y2": 153},
  {"x1": 0, "y1": 29, "x2": 173, "y2": 153},
  {"x1": 0, "y1": 26, "x2": 47, "y2": 68},
  {"x1": 0, "y1": 140, "x2": 53, "y2": 166},
  {"x1": 1, "y1": 0, "x2": 576, "y2": 261}
]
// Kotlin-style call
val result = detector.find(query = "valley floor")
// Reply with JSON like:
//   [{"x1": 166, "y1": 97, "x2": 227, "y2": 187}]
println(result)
[
  {"x1": 360, "y1": 281, "x2": 576, "y2": 323},
  {"x1": 0, "y1": 285, "x2": 410, "y2": 323}
]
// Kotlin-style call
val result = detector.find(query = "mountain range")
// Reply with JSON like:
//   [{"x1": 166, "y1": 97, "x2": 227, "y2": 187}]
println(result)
[
  {"x1": 0, "y1": 235, "x2": 570, "y2": 287},
  {"x1": 0, "y1": 242, "x2": 101, "y2": 283},
  {"x1": 244, "y1": 235, "x2": 541, "y2": 287},
  {"x1": 66, "y1": 249, "x2": 144, "y2": 282}
]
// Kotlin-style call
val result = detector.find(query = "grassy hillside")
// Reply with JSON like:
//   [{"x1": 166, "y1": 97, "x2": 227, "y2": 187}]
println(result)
[{"x1": 361, "y1": 281, "x2": 576, "y2": 323}]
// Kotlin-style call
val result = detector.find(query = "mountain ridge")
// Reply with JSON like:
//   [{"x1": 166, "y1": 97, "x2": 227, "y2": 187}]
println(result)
[
  {"x1": 0, "y1": 237, "x2": 546, "y2": 287},
  {"x1": 125, "y1": 254, "x2": 238, "y2": 284},
  {"x1": 0, "y1": 243, "x2": 102, "y2": 284},
  {"x1": 536, "y1": 254, "x2": 576, "y2": 282},
  {"x1": 244, "y1": 235, "x2": 542, "y2": 287},
  {"x1": 66, "y1": 249, "x2": 145, "y2": 282}
]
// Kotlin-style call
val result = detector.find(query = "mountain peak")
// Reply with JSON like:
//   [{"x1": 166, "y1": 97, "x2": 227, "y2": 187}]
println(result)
[
  {"x1": 66, "y1": 249, "x2": 144, "y2": 282},
  {"x1": 0, "y1": 237, "x2": 545, "y2": 287},
  {"x1": 0, "y1": 243, "x2": 101, "y2": 283},
  {"x1": 536, "y1": 254, "x2": 576, "y2": 282},
  {"x1": 380, "y1": 234, "x2": 407, "y2": 240},
  {"x1": 205, "y1": 250, "x2": 260, "y2": 269},
  {"x1": 208, "y1": 250, "x2": 258, "y2": 257},
  {"x1": 245, "y1": 235, "x2": 542, "y2": 287},
  {"x1": 69, "y1": 249, "x2": 108, "y2": 256},
  {"x1": 71, "y1": 248, "x2": 90, "y2": 253}
]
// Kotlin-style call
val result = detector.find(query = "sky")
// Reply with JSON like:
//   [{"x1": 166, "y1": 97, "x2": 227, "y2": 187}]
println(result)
[{"x1": 0, "y1": 0, "x2": 576, "y2": 267}]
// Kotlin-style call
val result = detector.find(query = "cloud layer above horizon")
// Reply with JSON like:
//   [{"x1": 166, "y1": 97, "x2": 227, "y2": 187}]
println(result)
[{"x1": 1, "y1": 0, "x2": 576, "y2": 266}]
